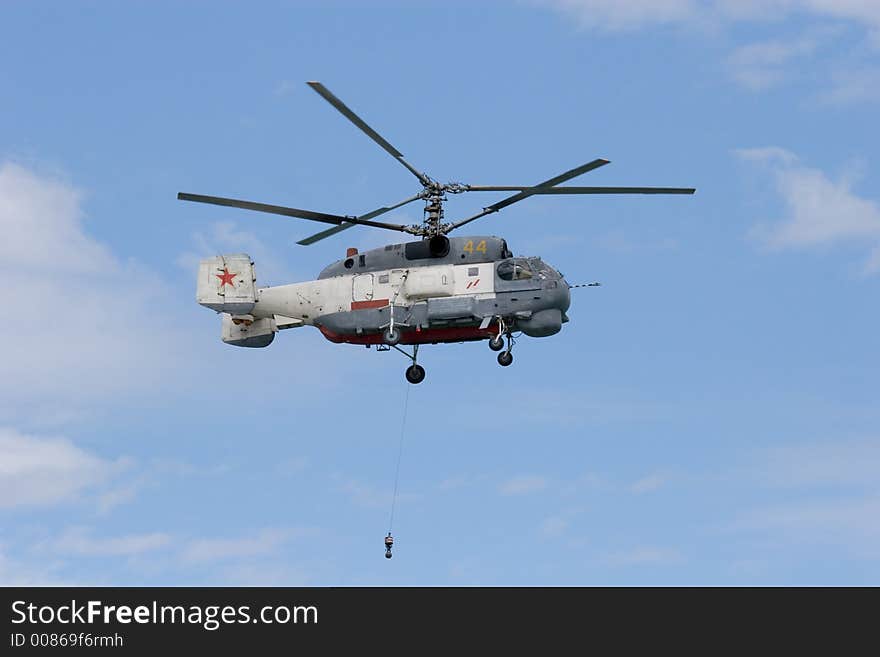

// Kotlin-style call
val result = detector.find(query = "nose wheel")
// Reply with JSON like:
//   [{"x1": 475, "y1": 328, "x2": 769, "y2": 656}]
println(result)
[
  {"x1": 497, "y1": 350, "x2": 513, "y2": 366},
  {"x1": 383, "y1": 326, "x2": 401, "y2": 346}
]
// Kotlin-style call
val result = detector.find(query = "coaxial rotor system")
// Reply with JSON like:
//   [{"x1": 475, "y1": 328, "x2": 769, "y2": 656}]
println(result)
[{"x1": 178, "y1": 82, "x2": 695, "y2": 245}]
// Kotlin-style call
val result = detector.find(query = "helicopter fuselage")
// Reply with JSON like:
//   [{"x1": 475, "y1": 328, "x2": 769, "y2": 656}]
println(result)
[{"x1": 198, "y1": 235, "x2": 571, "y2": 349}]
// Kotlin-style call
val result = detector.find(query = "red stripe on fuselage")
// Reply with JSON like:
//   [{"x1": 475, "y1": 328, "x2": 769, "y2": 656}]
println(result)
[
  {"x1": 318, "y1": 324, "x2": 496, "y2": 345},
  {"x1": 350, "y1": 298, "x2": 390, "y2": 310}
]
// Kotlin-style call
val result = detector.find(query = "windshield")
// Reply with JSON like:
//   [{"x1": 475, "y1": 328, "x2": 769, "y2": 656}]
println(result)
[
  {"x1": 528, "y1": 258, "x2": 559, "y2": 280},
  {"x1": 497, "y1": 258, "x2": 533, "y2": 281}
]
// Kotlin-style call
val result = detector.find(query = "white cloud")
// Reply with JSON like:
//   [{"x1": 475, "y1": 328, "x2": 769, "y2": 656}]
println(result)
[
  {"x1": 452, "y1": 389, "x2": 672, "y2": 430},
  {"x1": 540, "y1": 515, "x2": 570, "y2": 538},
  {"x1": 1, "y1": 526, "x2": 320, "y2": 584},
  {"x1": 499, "y1": 475, "x2": 548, "y2": 495},
  {"x1": 736, "y1": 146, "x2": 800, "y2": 165},
  {"x1": 180, "y1": 528, "x2": 314, "y2": 563},
  {"x1": 335, "y1": 474, "x2": 420, "y2": 509},
  {"x1": 0, "y1": 544, "x2": 72, "y2": 586},
  {"x1": 0, "y1": 428, "x2": 125, "y2": 508},
  {"x1": 737, "y1": 147, "x2": 880, "y2": 272},
  {"x1": 867, "y1": 245, "x2": 880, "y2": 273},
  {"x1": 0, "y1": 164, "x2": 112, "y2": 272},
  {"x1": 604, "y1": 545, "x2": 683, "y2": 566},
  {"x1": 630, "y1": 472, "x2": 668, "y2": 494},
  {"x1": 0, "y1": 162, "x2": 184, "y2": 412},
  {"x1": 95, "y1": 483, "x2": 143, "y2": 514},
  {"x1": 754, "y1": 441, "x2": 880, "y2": 489},
  {"x1": 275, "y1": 456, "x2": 309, "y2": 475},
  {"x1": 534, "y1": 0, "x2": 880, "y2": 33},
  {"x1": 823, "y1": 67, "x2": 880, "y2": 105},
  {"x1": 177, "y1": 220, "x2": 298, "y2": 286},
  {"x1": 52, "y1": 527, "x2": 171, "y2": 557},
  {"x1": 534, "y1": 1, "x2": 880, "y2": 99},
  {"x1": 533, "y1": 0, "x2": 700, "y2": 30},
  {"x1": 731, "y1": 497, "x2": 880, "y2": 557},
  {"x1": 801, "y1": 0, "x2": 880, "y2": 39},
  {"x1": 539, "y1": 506, "x2": 590, "y2": 539},
  {"x1": 219, "y1": 561, "x2": 313, "y2": 586},
  {"x1": 727, "y1": 35, "x2": 822, "y2": 90},
  {"x1": 724, "y1": 440, "x2": 880, "y2": 559},
  {"x1": 339, "y1": 479, "x2": 395, "y2": 508}
]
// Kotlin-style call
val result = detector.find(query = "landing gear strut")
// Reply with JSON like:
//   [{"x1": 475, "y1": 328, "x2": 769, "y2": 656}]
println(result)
[
  {"x1": 391, "y1": 343, "x2": 425, "y2": 384},
  {"x1": 382, "y1": 272, "x2": 409, "y2": 348}
]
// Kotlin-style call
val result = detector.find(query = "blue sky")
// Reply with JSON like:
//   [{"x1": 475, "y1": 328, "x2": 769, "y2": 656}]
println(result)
[{"x1": 1, "y1": 1, "x2": 879, "y2": 585}]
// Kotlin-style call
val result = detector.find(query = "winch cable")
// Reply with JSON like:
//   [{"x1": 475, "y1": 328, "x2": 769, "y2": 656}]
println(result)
[{"x1": 388, "y1": 383, "x2": 411, "y2": 536}]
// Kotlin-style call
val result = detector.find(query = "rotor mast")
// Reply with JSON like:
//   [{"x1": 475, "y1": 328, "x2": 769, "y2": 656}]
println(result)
[
  {"x1": 423, "y1": 186, "x2": 444, "y2": 237},
  {"x1": 421, "y1": 182, "x2": 458, "y2": 238}
]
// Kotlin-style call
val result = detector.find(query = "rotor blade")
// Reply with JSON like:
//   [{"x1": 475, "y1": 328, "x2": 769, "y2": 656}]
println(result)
[
  {"x1": 448, "y1": 158, "x2": 610, "y2": 231},
  {"x1": 464, "y1": 186, "x2": 696, "y2": 194},
  {"x1": 178, "y1": 192, "x2": 346, "y2": 223},
  {"x1": 296, "y1": 222, "x2": 356, "y2": 246},
  {"x1": 357, "y1": 191, "x2": 425, "y2": 220},
  {"x1": 177, "y1": 192, "x2": 409, "y2": 232},
  {"x1": 296, "y1": 192, "x2": 424, "y2": 246},
  {"x1": 307, "y1": 81, "x2": 431, "y2": 186},
  {"x1": 484, "y1": 159, "x2": 612, "y2": 213},
  {"x1": 537, "y1": 158, "x2": 611, "y2": 187},
  {"x1": 462, "y1": 186, "x2": 556, "y2": 191},
  {"x1": 530, "y1": 186, "x2": 695, "y2": 195}
]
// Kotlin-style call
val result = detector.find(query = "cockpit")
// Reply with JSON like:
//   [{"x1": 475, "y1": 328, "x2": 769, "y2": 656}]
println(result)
[
  {"x1": 497, "y1": 258, "x2": 534, "y2": 281},
  {"x1": 496, "y1": 257, "x2": 560, "y2": 281}
]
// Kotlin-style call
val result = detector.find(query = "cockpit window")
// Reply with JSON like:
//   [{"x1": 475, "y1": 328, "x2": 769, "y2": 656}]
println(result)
[
  {"x1": 529, "y1": 258, "x2": 558, "y2": 279},
  {"x1": 497, "y1": 258, "x2": 533, "y2": 281}
]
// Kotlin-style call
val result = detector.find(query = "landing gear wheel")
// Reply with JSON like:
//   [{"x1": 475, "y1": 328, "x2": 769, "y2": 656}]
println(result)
[
  {"x1": 383, "y1": 326, "x2": 401, "y2": 346},
  {"x1": 497, "y1": 351, "x2": 513, "y2": 367},
  {"x1": 405, "y1": 364, "x2": 426, "y2": 384},
  {"x1": 489, "y1": 335, "x2": 504, "y2": 351}
]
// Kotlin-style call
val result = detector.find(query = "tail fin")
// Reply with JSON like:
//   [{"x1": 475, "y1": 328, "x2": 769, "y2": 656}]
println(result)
[{"x1": 197, "y1": 254, "x2": 256, "y2": 314}]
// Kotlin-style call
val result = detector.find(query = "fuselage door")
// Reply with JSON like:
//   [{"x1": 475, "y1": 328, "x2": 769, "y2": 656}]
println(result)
[{"x1": 352, "y1": 273, "x2": 374, "y2": 301}]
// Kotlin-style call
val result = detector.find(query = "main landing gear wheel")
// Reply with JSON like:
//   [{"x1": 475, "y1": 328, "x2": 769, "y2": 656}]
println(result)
[
  {"x1": 489, "y1": 335, "x2": 504, "y2": 351},
  {"x1": 497, "y1": 351, "x2": 513, "y2": 367},
  {"x1": 383, "y1": 326, "x2": 401, "y2": 346},
  {"x1": 405, "y1": 364, "x2": 426, "y2": 384}
]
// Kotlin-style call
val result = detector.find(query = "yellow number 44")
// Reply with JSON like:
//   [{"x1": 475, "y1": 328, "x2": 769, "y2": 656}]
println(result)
[{"x1": 463, "y1": 240, "x2": 486, "y2": 255}]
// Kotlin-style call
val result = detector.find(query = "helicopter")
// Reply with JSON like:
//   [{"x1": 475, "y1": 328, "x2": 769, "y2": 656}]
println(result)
[{"x1": 180, "y1": 82, "x2": 695, "y2": 384}]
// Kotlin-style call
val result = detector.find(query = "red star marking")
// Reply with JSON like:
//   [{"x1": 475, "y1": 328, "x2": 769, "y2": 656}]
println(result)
[{"x1": 216, "y1": 268, "x2": 237, "y2": 288}]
